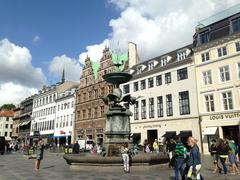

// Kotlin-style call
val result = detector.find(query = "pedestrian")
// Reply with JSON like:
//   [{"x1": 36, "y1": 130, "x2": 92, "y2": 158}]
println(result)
[
  {"x1": 228, "y1": 140, "x2": 238, "y2": 175},
  {"x1": 167, "y1": 138, "x2": 176, "y2": 160},
  {"x1": 96, "y1": 143, "x2": 102, "y2": 155},
  {"x1": 145, "y1": 143, "x2": 151, "y2": 153},
  {"x1": 73, "y1": 141, "x2": 80, "y2": 154},
  {"x1": 216, "y1": 138, "x2": 229, "y2": 174},
  {"x1": 186, "y1": 137, "x2": 202, "y2": 180},
  {"x1": 143, "y1": 139, "x2": 148, "y2": 153},
  {"x1": 174, "y1": 136, "x2": 186, "y2": 180},
  {"x1": 210, "y1": 139, "x2": 220, "y2": 173},
  {"x1": 121, "y1": 143, "x2": 130, "y2": 173},
  {"x1": 153, "y1": 139, "x2": 159, "y2": 153},
  {"x1": 35, "y1": 139, "x2": 44, "y2": 171}
]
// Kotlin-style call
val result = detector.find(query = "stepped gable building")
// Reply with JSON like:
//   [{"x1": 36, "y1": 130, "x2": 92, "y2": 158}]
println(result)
[
  {"x1": 193, "y1": 4, "x2": 240, "y2": 154},
  {"x1": 75, "y1": 43, "x2": 138, "y2": 144},
  {"x1": 0, "y1": 110, "x2": 14, "y2": 141},
  {"x1": 121, "y1": 44, "x2": 201, "y2": 148}
]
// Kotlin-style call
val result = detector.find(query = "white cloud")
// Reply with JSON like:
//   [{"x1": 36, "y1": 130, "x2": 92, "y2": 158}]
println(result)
[
  {"x1": 0, "y1": 39, "x2": 45, "y2": 87},
  {"x1": 0, "y1": 38, "x2": 45, "y2": 106},
  {"x1": 48, "y1": 54, "x2": 82, "y2": 82},
  {"x1": 33, "y1": 35, "x2": 40, "y2": 43},
  {"x1": 80, "y1": 0, "x2": 240, "y2": 62},
  {"x1": 0, "y1": 82, "x2": 38, "y2": 106},
  {"x1": 78, "y1": 39, "x2": 109, "y2": 64}
]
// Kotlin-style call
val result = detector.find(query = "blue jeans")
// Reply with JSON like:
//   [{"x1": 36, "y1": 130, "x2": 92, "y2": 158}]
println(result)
[
  {"x1": 219, "y1": 157, "x2": 227, "y2": 174},
  {"x1": 175, "y1": 158, "x2": 185, "y2": 180}
]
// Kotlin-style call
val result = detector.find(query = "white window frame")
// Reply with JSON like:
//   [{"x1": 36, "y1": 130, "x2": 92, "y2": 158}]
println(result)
[
  {"x1": 219, "y1": 65, "x2": 230, "y2": 83},
  {"x1": 201, "y1": 52, "x2": 210, "y2": 62},
  {"x1": 202, "y1": 70, "x2": 212, "y2": 86},
  {"x1": 217, "y1": 46, "x2": 227, "y2": 57},
  {"x1": 177, "y1": 51, "x2": 187, "y2": 61},
  {"x1": 203, "y1": 94, "x2": 215, "y2": 112},
  {"x1": 237, "y1": 62, "x2": 240, "y2": 80},
  {"x1": 221, "y1": 91, "x2": 234, "y2": 111},
  {"x1": 161, "y1": 57, "x2": 168, "y2": 66},
  {"x1": 137, "y1": 65, "x2": 143, "y2": 74},
  {"x1": 148, "y1": 61, "x2": 154, "y2": 70}
]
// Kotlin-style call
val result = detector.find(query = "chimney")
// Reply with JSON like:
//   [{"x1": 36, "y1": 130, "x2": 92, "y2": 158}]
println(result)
[{"x1": 128, "y1": 42, "x2": 139, "y2": 68}]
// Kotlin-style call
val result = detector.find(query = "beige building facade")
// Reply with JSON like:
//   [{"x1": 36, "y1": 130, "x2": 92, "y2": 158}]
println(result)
[{"x1": 193, "y1": 7, "x2": 240, "y2": 154}]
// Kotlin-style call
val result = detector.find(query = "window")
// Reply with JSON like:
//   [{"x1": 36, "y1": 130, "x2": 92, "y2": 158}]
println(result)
[
  {"x1": 156, "y1": 75, "x2": 162, "y2": 86},
  {"x1": 177, "y1": 51, "x2": 187, "y2": 61},
  {"x1": 5, "y1": 124, "x2": 8, "y2": 128},
  {"x1": 204, "y1": 94, "x2": 215, "y2": 112},
  {"x1": 202, "y1": 70, "x2": 212, "y2": 85},
  {"x1": 137, "y1": 66, "x2": 143, "y2": 74},
  {"x1": 133, "y1": 82, "x2": 139, "y2": 92},
  {"x1": 123, "y1": 84, "x2": 130, "y2": 94},
  {"x1": 166, "y1": 94, "x2": 173, "y2": 116},
  {"x1": 222, "y1": 91, "x2": 233, "y2": 110},
  {"x1": 199, "y1": 31, "x2": 209, "y2": 44},
  {"x1": 148, "y1": 62, "x2": 154, "y2": 70},
  {"x1": 157, "y1": 96, "x2": 163, "y2": 117},
  {"x1": 100, "y1": 106, "x2": 104, "y2": 117},
  {"x1": 177, "y1": 68, "x2": 188, "y2": 81},
  {"x1": 94, "y1": 89, "x2": 98, "y2": 99},
  {"x1": 10, "y1": 132, "x2": 12, "y2": 137},
  {"x1": 179, "y1": 91, "x2": 190, "y2": 115},
  {"x1": 201, "y1": 52, "x2": 210, "y2": 62},
  {"x1": 149, "y1": 98, "x2": 154, "y2": 118},
  {"x1": 238, "y1": 63, "x2": 240, "y2": 79},
  {"x1": 140, "y1": 80, "x2": 146, "y2": 90},
  {"x1": 141, "y1": 100, "x2": 146, "y2": 119},
  {"x1": 217, "y1": 46, "x2": 227, "y2": 57},
  {"x1": 101, "y1": 87, "x2": 105, "y2": 96},
  {"x1": 88, "y1": 108, "x2": 91, "y2": 119},
  {"x1": 134, "y1": 101, "x2": 139, "y2": 120},
  {"x1": 148, "y1": 77, "x2": 154, "y2": 88},
  {"x1": 219, "y1": 65, "x2": 230, "y2": 82},
  {"x1": 83, "y1": 109, "x2": 86, "y2": 119},
  {"x1": 161, "y1": 57, "x2": 168, "y2": 66},
  {"x1": 232, "y1": 17, "x2": 240, "y2": 33},
  {"x1": 165, "y1": 72, "x2": 171, "y2": 84},
  {"x1": 5, "y1": 132, "x2": 7, "y2": 137},
  {"x1": 235, "y1": 42, "x2": 240, "y2": 52}
]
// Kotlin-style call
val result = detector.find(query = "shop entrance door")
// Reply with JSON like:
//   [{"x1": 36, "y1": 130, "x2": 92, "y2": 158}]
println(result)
[
  {"x1": 147, "y1": 129, "x2": 158, "y2": 151},
  {"x1": 223, "y1": 126, "x2": 240, "y2": 147}
]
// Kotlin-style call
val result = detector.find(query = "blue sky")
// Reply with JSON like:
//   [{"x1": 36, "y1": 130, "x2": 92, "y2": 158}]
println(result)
[
  {"x1": 0, "y1": 0, "x2": 118, "y2": 78},
  {"x1": 0, "y1": 0, "x2": 239, "y2": 106}
]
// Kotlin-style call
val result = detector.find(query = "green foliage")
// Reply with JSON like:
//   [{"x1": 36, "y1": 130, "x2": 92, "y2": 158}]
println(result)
[{"x1": 0, "y1": 104, "x2": 16, "y2": 110}]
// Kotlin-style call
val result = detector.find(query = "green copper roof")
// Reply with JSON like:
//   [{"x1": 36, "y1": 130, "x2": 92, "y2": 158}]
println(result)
[
  {"x1": 111, "y1": 53, "x2": 128, "y2": 71},
  {"x1": 198, "y1": 3, "x2": 240, "y2": 28},
  {"x1": 91, "y1": 61, "x2": 100, "y2": 80}
]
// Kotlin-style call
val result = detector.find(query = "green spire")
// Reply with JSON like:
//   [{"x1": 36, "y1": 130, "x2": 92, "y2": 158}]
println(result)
[{"x1": 91, "y1": 61, "x2": 100, "y2": 80}]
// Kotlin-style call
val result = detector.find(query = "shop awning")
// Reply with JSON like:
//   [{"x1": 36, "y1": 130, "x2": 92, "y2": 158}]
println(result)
[
  {"x1": 162, "y1": 131, "x2": 176, "y2": 138},
  {"x1": 178, "y1": 131, "x2": 192, "y2": 138},
  {"x1": 203, "y1": 127, "x2": 218, "y2": 135}
]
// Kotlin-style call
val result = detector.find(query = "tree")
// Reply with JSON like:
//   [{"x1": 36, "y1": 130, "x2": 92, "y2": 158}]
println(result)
[{"x1": 0, "y1": 104, "x2": 16, "y2": 110}]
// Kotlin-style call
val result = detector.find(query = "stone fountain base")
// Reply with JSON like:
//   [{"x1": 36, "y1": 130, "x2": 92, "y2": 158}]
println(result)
[{"x1": 63, "y1": 152, "x2": 169, "y2": 172}]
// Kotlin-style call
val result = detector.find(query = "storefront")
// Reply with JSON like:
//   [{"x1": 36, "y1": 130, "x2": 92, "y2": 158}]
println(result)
[
  {"x1": 130, "y1": 117, "x2": 201, "y2": 150},
  {"x1": 201, "y1": 111, "x2": 240, "y2": 154}
]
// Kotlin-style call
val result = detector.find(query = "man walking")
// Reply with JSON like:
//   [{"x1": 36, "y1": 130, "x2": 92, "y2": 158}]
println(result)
[{"x1": 174, "y1": 136, "x2": 186, "y2": 180}]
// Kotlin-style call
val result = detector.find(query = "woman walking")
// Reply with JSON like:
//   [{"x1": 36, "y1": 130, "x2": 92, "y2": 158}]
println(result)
[
  {"x1": 121, "y1": 143, "x2": 130, "y2": 173},
  {"x1": 35, "y1": 139, "x2": 44, "y2": 171},
  {"x1": 187, "y1": 137, "x2": 202, "y2": 180}
]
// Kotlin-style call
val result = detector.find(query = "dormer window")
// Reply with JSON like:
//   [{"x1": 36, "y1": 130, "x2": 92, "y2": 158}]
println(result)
[
  {"x1": 137, "y1": 65, "x2": 143, "y2": 74},
  {"x1": 161, "y1": 57, "x2": 168, "y2": 66},
  {"x1": 148, "y1": 62, "x2": 154, "y2": 70},
  {"x1": 231, "y1": 17, "x2": 240, "y2": 33},
  {"x1": 199, "y1": 30, "x2": 209, "y2": 44},
  {"x1": 177, "y1": 51, "x2": 187, "y2": 61}
]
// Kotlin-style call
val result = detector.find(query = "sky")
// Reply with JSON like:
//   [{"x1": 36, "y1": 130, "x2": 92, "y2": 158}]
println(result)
[{"x1": 0, "y1": 0, "x2": 239, "y2": 106}]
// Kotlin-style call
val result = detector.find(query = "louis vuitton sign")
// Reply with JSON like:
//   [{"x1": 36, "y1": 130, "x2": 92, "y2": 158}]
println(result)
[{"x1": 209, "y1": 113, "x2": 240, "y2": 120}]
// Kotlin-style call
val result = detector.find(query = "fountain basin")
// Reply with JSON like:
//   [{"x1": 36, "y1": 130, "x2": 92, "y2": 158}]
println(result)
[
  {"x1": 103, "y1": 72, "x2": 132, "y2": 85},
  {"x1": 63, "y1": 153, "x2": 169, "y2": 166}
]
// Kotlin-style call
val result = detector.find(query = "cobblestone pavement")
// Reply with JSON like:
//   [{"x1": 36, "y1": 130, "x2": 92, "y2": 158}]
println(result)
[{"x1": 0, "y1": 151, "x2": 240, "y2": 180}]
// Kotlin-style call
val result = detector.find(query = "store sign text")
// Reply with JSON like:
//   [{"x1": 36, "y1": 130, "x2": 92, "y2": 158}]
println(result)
[{"x1": 209, "y1": 113, "x2": 240, "y2": 120}]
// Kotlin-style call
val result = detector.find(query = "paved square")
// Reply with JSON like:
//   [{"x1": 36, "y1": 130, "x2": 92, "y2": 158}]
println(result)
[{"x1": 0, "y1": 151, "x2": 240, "y2": 180}]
